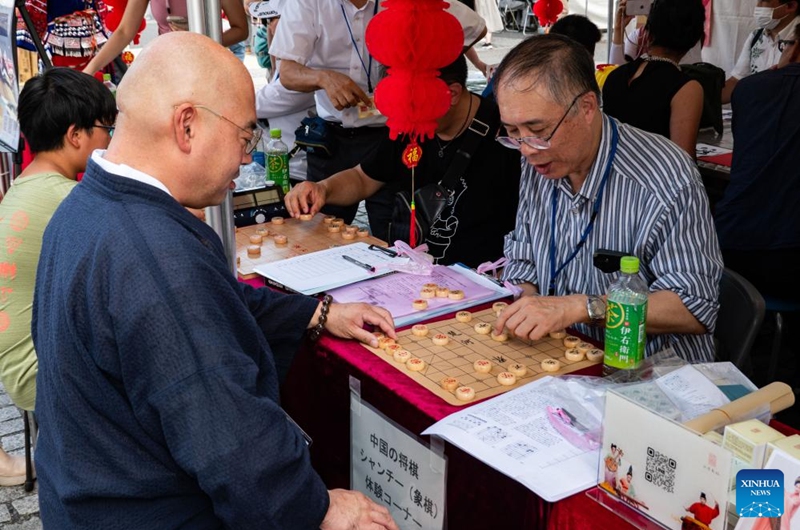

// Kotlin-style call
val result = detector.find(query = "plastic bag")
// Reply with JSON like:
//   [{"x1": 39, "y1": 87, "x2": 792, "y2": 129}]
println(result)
[
  {"x1": 375, "y1": 240, "x2": 435, "y2": 276},
  {"x1": 235, "y1": 161, "x2": 266, "y2": 191}
]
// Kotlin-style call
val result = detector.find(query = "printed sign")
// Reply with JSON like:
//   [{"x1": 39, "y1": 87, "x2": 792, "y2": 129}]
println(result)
[
  {"x1": 599, "y1": 391, "x2": 733, "y2": 530},
  {"x1": 351, "y1": 394, "x2": 446, "y2": 530}
]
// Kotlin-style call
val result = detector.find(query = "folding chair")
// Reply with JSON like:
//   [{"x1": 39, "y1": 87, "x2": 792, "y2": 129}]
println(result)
[
  {"x1": 498, "y1": 0, "x2": 527, "y2": 31},
  {"x1": 714, "y1": 268, "x2": 765, "y2": 376}
]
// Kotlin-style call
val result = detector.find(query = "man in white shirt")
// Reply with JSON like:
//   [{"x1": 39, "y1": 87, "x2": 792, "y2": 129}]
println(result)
[
  {"x1": 250, "y1": 0, "x2": 316, "y2": 184},
  {"x1": 722, "y1": 0, "x2": 799, "y2": 103},
  {"x1": 269, "y1": 0, "x2": 486, "y2": 231}
]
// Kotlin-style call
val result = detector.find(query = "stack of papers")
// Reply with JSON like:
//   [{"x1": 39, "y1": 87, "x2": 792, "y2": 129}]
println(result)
[{"x1": 329, "y1": 264, "x2": 511, "y2": 327}]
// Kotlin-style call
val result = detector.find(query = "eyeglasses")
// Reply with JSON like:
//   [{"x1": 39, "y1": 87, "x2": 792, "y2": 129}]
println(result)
[
  {"x1": 191, "y1": 104, "x2": 262, "y2": 155},
  {"x1": 92, "y1": 124, "x2": 115, "y2": 136},
  {"x1": 779, "y1": 39, "x2": 797, "y2": 52},
  {"x1": 496, "y1": 92, "x2": 587, "y2": 151}
]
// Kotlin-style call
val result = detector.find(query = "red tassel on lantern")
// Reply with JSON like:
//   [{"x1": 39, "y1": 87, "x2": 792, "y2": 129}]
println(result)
[
  {"x1": 402, "y1": 142, "x2": 423, "y2": 247},
  {"x1": 534, "y1": 0, "x2": 563, "y2": 27}
]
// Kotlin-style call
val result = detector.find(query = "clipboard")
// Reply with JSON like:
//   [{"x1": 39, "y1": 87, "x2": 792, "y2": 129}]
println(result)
[{"x1": 253, "y1": 242, "x2": 406, "y2": 295}]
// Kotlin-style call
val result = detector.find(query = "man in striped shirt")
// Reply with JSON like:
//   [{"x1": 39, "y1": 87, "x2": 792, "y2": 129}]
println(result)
[{"x1": 493, "y1": 34, "x2": 723, "y2": 363}]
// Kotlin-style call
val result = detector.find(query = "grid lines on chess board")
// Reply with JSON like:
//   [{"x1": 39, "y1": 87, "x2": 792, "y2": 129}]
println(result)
[
  {"x1": 236, "y1": 214, "x2": 386, "y2": 278},
  {"x1": 365, "y1": 308, "x2": 599, "y2": 406}
]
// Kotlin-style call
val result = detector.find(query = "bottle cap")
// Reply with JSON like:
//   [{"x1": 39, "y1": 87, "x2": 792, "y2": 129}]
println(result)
[
  {"x1": 265, "y1": 180, "x2": 276, "y2": 187},
  {"x1": 269, "y1": 128, "x2": 282, "y2": 139},
  {"x1": 103, "y1": 73, "x2": 111, "y2": 82},
  {"x1": 620, "y1": 256, "x2": 640, "y2": 274}
]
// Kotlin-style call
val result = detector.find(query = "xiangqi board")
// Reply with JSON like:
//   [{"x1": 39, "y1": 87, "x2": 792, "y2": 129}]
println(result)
[
  {"x1": 236, "y1": 213, "x2": 387, "y2": 279},
  {"x1": 363, "y1": 308, "x2": 601, "y2": 406}
]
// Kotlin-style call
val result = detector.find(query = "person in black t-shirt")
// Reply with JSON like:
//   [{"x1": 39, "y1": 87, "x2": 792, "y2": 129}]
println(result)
[
  {"x1": 602, "y1": 0, "x2": 705, "y2": 157},
  {"x1": 284, "y1": 55, "x2": 521, "y2": 268}
]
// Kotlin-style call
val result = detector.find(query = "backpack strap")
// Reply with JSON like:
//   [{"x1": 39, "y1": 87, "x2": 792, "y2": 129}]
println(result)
[
  {"x1": 750, "y1": 27, "x2": 764, "y2": 53},
  {"x1": 438, "y1": 95, "x2": 499, "y2": 191}
]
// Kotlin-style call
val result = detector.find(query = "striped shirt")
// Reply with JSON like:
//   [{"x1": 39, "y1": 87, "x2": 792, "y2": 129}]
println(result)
[{"x1": 502, "y1": 115, "x2": 723, "y2": 363}]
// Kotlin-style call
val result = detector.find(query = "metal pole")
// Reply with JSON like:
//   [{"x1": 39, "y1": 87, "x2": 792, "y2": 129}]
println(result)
[
  {"x1": 607, "y1": 0, "x2": 614, "y2": 62},
  {"x1": 186, "y1": 0, "x2": 238, "y2": 276}
]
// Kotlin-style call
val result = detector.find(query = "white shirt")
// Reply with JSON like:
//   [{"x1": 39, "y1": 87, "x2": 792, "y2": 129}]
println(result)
[
  {"x1": 270, "y1": 0, "x2": 485, "y2": 127},
  {"x1": 730, "y1": 17, "x2": 800, "y2": 80},
  {"x1": 256, "y1": 74, "x2": 316, "y2": 181},
  {"x1": 92, "y1": 151, "x2": 173, "y2": 196}
]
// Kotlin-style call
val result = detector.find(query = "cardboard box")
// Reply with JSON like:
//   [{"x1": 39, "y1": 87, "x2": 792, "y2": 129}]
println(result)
[
  {"x1": 16, "y1": 50, "x2": 38, "y2": 86},
  {"x1": 723, "y1": 419, "x2": 785, "y2": 468},
  {"x1": 765, "y1": 434, "x2": 800, "y2": 463}
]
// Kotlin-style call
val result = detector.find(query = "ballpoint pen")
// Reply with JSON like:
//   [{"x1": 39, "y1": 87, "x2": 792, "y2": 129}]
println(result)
[{"x1": 342, "y1": 255, "x2": 375, "y2": 273}]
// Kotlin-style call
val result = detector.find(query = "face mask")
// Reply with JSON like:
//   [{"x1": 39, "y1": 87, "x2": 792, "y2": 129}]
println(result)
[{"x1": 754, "y1": 6, "x2": 782, "y2": 30}]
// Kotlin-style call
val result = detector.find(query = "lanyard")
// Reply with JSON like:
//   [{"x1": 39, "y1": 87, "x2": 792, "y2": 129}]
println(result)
[
  {"x1": 340, "y1": 0, "x2": 379, "y2": 93},
  {"x1": 547, "y1": 119, "x2": 619, "y2": 296}
]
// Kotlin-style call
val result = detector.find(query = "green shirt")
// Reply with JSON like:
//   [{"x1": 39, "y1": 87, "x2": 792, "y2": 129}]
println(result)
[{"x1": 0, "y1": 172, "x2": 76, "y2": 410}]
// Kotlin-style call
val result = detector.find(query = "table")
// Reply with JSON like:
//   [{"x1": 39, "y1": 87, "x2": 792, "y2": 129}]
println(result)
[
  {"x1": 697, "y1": 122, "x2": 733, "y2": 211},
  {"x1": 238, "y1": 273, "x2": 798, "y2": 529},
  {"x1": 277, "y1": 300, "x2": 638, "y2": 530}
]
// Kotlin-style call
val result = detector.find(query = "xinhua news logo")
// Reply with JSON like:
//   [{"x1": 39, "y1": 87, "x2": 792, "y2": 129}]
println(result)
[{"x1": 736, "y1": 469, "x2": 784, "y2": 518}]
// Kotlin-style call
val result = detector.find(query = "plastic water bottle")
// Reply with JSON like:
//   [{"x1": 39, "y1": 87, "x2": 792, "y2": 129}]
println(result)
[
  {"x1": 603, "y1": 256, "x2": 648, "y2": 376},
  {"x1": 251, "y1": 130, "x2": 266, "y2": 169},
  {"x1": 102, "y1": 73, "x2": 116, "y2": 97},
  {"x1": 266, "y1": 128, "x2": 290, "y2": 194}
]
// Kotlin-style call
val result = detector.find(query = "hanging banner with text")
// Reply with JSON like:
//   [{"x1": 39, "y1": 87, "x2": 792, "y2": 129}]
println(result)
[{"x1": 351, "y1": 393, "x2": 446, "y2": 530}]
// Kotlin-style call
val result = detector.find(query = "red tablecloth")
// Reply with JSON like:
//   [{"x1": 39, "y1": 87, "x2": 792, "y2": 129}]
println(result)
[{"x1": 698, "y1": 152, "x2": 733, "y2": 167}]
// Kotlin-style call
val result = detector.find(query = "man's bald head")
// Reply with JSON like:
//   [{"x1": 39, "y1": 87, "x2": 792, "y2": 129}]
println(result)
[
  {"x1": 116, "y1": 32, "x2": 253, "y2": 132},
  {"x1": 107, "y1": 32, "x2": 257, "y2": 208}
]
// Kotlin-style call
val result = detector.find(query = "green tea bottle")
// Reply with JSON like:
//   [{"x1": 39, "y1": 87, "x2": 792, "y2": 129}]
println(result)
[{"x1": 603, "y1": 256, "x2": 648, "y2": 375}]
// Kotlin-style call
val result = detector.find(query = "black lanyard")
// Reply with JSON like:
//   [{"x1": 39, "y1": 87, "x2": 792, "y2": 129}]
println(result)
[
  {"x1": 547, "y1": 119, "x2": 619, "y2": 296},
  {"x1": 340, "y1": 0, "x2": 380, "y2": 93}
]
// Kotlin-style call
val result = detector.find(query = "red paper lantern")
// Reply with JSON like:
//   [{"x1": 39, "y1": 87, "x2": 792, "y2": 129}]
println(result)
[
  {"x1": 366, "y1": 0, "x2": 463, "y2": 142},
  {"x1": 534, "y1": 0, "x2": 563, "y2": 27},
  {"x1": 374, "y1": 71, "x2": 452, "y2": 141}
]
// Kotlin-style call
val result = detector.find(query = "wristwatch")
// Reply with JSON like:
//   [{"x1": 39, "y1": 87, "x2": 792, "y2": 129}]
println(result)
[{"x1": 586, "y1": 295, "x2": 606, "y2": 324}]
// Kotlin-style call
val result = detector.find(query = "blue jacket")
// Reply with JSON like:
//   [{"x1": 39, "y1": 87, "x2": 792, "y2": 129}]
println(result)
[{"x1": 33, "y1": 160, "x2": 327, "y2": 529}]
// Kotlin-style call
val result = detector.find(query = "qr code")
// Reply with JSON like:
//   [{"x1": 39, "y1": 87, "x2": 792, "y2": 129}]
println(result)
[{"x1": 645, "y1": 446, "x2": 677, "y2": 493}]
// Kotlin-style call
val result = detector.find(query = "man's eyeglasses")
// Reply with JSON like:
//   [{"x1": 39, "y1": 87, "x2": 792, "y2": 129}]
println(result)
[
  {"x1": 779, "y1": 39, "x2": 797, "y2": 52},
  {"x1": 92, "y1": 124, "x2": 115, "y2": 136},
  {"x1": 496, "y1": 92, "x2": 587, "y2": 151},
  {"x1": 191, "y1": 104, "x2": 262, "y2": 154}
]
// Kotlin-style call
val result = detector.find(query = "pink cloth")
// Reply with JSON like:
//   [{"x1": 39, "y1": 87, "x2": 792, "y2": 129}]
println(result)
[{"x1": 149, "y1": 0, "x2": 187, "y2": 35}]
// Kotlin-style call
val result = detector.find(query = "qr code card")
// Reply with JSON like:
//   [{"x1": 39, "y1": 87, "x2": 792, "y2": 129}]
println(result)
[{"x1": 598, "y1": 391, "x2": 733, "y2": 530}]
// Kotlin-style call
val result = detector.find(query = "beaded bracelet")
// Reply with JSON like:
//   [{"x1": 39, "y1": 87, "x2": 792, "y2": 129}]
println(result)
[{"x1": 309, "y1": 295, "x2": 333, "y2": 341}]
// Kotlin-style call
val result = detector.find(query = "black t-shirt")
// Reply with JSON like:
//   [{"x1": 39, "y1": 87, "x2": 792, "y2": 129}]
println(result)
[
  {"x1": 360, "y1": 96, "x2": 521, "y2": 268},
  {"x1": 602, "y1": 58, "x2": 691, "y2": 140}
]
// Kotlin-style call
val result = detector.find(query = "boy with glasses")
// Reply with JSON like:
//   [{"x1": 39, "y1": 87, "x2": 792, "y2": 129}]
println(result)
[{"x1": 0, "y1": 67, "x2": 116, "y2": 420}]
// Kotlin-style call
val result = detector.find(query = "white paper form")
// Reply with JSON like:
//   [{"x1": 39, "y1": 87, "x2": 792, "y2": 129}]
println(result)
[
  {"x1": 422, "y1": 377, "x2": 599, "y2": 502},
  {"x1": 254, "y1": 242, "x2": 406, "y2": 295},
  {"x1": 696, "y1": 143, "x2": 733, "y2": 157},
  {"x1": 655, "y1": 364, "x2": 730, "y2": 421}
]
